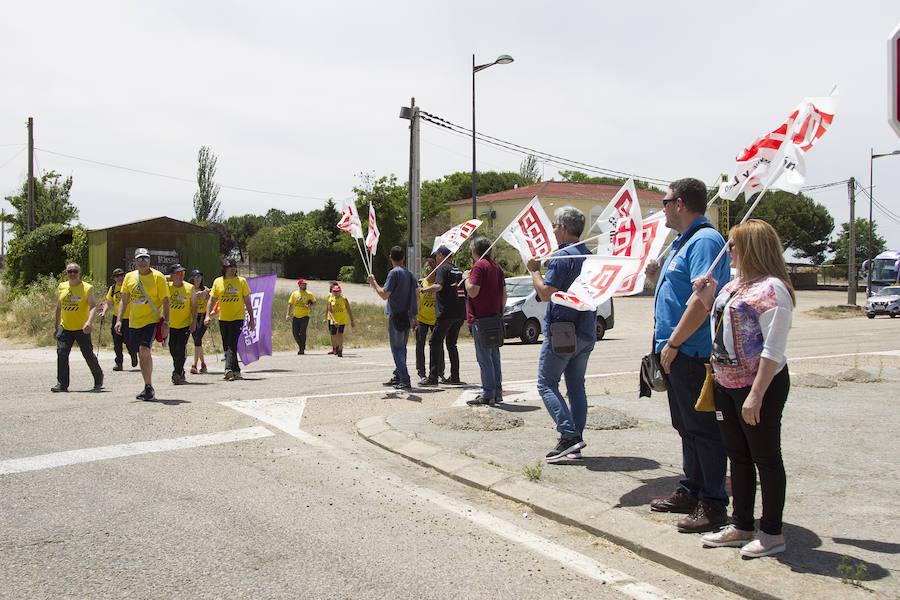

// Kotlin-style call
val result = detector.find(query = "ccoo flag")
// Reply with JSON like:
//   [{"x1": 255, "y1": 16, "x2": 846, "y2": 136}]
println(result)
[{"x1": 499, "y1": 196, "x2": 556, "y2": 264}]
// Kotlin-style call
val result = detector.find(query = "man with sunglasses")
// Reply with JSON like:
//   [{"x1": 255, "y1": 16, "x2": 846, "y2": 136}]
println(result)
[
  {"x1": 52, "y1": 263, "x2": 103, "y2": 392},
  {"x1": 644, "y1": 177, "x2": 731, "y2": 534},
  {"x1": 115, "y1": 248, "x2": 170, "y2": 400}
]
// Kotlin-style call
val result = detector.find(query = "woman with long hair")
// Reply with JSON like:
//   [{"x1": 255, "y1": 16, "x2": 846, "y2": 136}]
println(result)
[
  {"x1": 189, "y1": 270, "x2": 210, "y2": 374},
  {"x1": 692, "y1": 219, "x2": 795, "y2": 558}
]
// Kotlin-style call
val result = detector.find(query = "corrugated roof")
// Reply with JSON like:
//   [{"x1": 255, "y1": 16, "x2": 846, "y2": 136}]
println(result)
[
  {"x1": 448, "y1": 181, "x2": 666, "y2": 205},
  {"x1": 88, "y1": 216, "x2": 210, "y2": 233}
]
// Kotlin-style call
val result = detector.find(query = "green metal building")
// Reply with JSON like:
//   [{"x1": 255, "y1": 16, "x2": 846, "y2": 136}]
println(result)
[{"x1": 88, "y1": 217, "x2": 220, "y2": 284}]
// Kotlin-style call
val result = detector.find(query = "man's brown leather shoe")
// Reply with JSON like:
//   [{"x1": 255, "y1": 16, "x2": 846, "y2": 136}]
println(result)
[
  {"x1": 650, "y1": 488, "x2": 698, "y2": 513},
  {"x1": 677, "y1": 501, "x2": 728, "y2": 533}
]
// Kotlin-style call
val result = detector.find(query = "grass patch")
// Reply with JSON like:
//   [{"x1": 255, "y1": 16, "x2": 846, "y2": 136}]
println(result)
[
  {"x1": 522, "y1": 462, "x2": 543, "y2": 481},
  {"x1": 807, "y1": 305, "x2": 865, "y2": 319},
  {"x1": 459, "y1": 449, "x2": 476, "y2": 459},
  {"x1": 837, "y1": 555, "x2": 868, "y2": 585}
]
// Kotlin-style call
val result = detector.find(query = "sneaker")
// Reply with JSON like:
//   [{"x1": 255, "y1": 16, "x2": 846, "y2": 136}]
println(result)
[
  {"x1": 200, "y1": 362, "x2": 208, "y2": 373},
  {"x1": 224, "y1": 370, "x2": 235, "y2": 381},
  {"x1": 136, "y1": 385, "x2": 155, "y2": 401},
  {"x1": 545, "y1": 437, "x2": 586, "y2": 463},
  {"x1": 702, "y1": 525, "x2": 755, "y2": 548},
  {"x1": 393, "y1": 382, "x2": 412, "y2": 390},
  {"x1": 419, "y1": 377, "x2": 439, "y2": 387},
  {"x1": 650, "y1": 488, "x2": 698, "y2": 514},
  {"x1": 677, "y1": 501, "x2": 728, "y2": 533},
  {"x1": 50, "y1": 383, "x2": 68, "y2": 393},
  {"x1": 569, "y1": 451, "x2": 583, "y2": 459},
  {"x1": 466, "y1": 394, "x2": 495, "y2": 406},
  {"x1": 190, "y1": 365, "x2": 199, "y2": 374},
  {"x1": 493, "y1": 394, "x2": 504, "y2": 404},
  {"x1": 92, "y1": 374, "x2": 103, "y2": 392},
  {"x1": 383, "y1": 377, "x2": 400, "y2": 386},
  {"x1": 131, "y1": 355, "x2": 138, "y2": 368},
  {"x1": 328, "y1": 349, "x2": 335, "y2": 355},
  {"x1": 336, "y1": 350, "x2": 343, "y2": 357},
  {"x1": 740, "y1": 532, "x2": 786, "y2": 558},
  {"x1": 445, "y1": 378, "x2": 465, "y2": 385},
  {"x1": 438, "y1": 376, "x2": 449, "y2": 384},
  {"x1": 232, "y1": 372, "x2": 243, "y2": 380},
  {"x1": 113, "y1": 363, "x2": 123, "y2": 372},
  {"x1": 172, "y1": 372, "x2": 180, "y2": 385}
]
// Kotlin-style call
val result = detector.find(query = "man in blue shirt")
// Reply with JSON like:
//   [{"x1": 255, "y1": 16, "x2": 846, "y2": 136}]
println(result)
[
  {"x1": 527, "y1": 206, "x2": 596, "y2": 463},
  {"x1": 368, "y1": 246, "x2": 418, "y2": 390},
  {"x1": 644, "y1": 177, "x2": 731, "y2": 533}
]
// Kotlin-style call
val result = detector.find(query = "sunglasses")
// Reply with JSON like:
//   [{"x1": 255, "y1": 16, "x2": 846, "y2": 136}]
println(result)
[
  {"x1": 66, "y1": 269, "x2": 80, "y2": 274},
  {"x1": 136, "y1": 256, "x2": 150, "y2": 262},
  {"x1": 193, "y1": 274, "x2": 203, "y2": 278},
  {"x1": 662, "y1": 197, "x2": 678, "y2": 206}
]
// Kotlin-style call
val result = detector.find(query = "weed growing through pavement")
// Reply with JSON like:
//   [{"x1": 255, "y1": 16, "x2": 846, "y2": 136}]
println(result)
[
  {"x1": 522, "y1": 462, "x2": 543, "y2": 481},
  {"x1": 487, "y1": 460, "x2": 502, "y2": 468},
  {"x1": 460, "y1": 449, "x2": 476, "y2": 459},
  {"x1": 837, "y1": 555, "x2": 868, "y2": 585}
]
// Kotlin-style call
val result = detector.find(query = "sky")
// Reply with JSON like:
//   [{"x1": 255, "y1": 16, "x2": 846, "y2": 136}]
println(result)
[{"x1": 2, "y1": 1, "x2": 899, "y2": 258}]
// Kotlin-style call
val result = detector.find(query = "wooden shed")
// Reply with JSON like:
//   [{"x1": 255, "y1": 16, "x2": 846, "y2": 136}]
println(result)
[{"x1": 88, "y1": 217, "x2": 220, "y2": 284}]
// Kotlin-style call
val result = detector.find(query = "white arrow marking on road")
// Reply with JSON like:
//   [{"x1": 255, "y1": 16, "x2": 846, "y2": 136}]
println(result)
[
  {"x1": 0, "y1": 427, "x2": 274, "y2": 475},
  {"x1": 220, "y1": 396, "x2": 326, "y2": 447}
]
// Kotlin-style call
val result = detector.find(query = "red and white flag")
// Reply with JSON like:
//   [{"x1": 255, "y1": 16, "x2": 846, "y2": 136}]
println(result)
[
  {"x1": 433, "y1": 219, "x2": 482, "y2": 254},
  {"x1": 551, "y1": 255, "x2": 639, "y2": 311},
  {"x1": 499, "y1": 196, "x2": 556, "y2": 264},
  {"x1": 365, "y1": 202, "x2": 380, "y2": 255},
  {"x1": 336, "y1": 197, "x2": 363, "y2": 239},
  {"x1": 719, "y1": 91, "x2": 838, "y2": 200},
  {"x1": 589, "y1": 179, "x2": 644, "y2": 259},
  {"x1": 614, "y1": 211, "x2": 671, "y2": 296}
]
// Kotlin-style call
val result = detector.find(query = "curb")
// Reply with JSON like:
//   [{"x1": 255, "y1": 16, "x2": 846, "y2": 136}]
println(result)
[{"x1": 356, "y1": 415, "x2": 870, "y2": 600}]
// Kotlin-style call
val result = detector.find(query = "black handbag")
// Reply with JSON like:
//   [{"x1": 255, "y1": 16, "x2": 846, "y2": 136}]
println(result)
[
  {"x1": 639, "y1": 349, "x2": 667, "y2": 397},
  {"x1": 474, "y1": 314, "x2": 504, "y2": 349}
]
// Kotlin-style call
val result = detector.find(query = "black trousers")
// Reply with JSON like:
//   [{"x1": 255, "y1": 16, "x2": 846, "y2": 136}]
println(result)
[
  {"x1": 428, "y1": 317, "x2": 463, "y2": 380},
  {"x1": 291, "y1": 316, "x2": 310, "y2": 352},
  {"x1": 219, "y1": 319, "x2": 243, "y2": 373},
  {"x1": 56, "y1": 328, "x2": 103, "y2": 389},
  {"x1": 714, "y1": 366, "x2": 790, "y2": 535},
  {"x1": 191, "y1": 313, "x2": 208, "y2": 347},
  {"x1": 415, "y1": 322, "x2": 434, "y2": 377},
  {"x1": 110, "y1": 316, "x2": 136, "y2": 366},
  {"x1": 168, "y1": 326, "x2": 191, "y2": 376}
]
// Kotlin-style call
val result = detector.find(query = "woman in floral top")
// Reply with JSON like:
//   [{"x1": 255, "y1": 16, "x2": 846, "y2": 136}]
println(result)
[{"x1": 692, "y1": 219, "x2": 794, "y2": 559}]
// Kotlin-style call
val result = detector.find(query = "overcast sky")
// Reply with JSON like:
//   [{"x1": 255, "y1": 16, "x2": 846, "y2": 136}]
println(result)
[{"x1": 2, "y1": 1, "x2": 899, "y2": 256}]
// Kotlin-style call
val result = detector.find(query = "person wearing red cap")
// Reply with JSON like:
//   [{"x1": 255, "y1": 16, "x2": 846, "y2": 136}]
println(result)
[
  {"x1": 323, "y1": 282, "x2": 353, "y2": 357},
  {"x1": 285, "y1": 279, "x2": 316, "y2": 354}
]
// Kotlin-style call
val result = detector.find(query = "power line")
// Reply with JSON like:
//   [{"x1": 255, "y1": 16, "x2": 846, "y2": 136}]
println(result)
[
  {"x1": 0, "y1": 147, "x2": 25, "y2": 170},
  {"x1": 35, "y1": 148, "x2": 332, "y2": 201}
]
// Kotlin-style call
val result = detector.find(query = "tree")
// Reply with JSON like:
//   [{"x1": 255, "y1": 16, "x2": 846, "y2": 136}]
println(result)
[
  {"x1": 224, "y1": 213, "x2": 266, "y2": 261},
  {"x1": 2, "y1": 223, "x2": 86, "y2": 291},
  {"x1": 353, "y1": 173, "x2": 408, "y2": 280},
  {"x1": 193, "y1": 146, "x2": 222, "y2": 223},
  {"x1": 4, "y1": 171, "x2": 78, "y2": 238},
  {"x1": 519, "y1": 155, "x2": 540, "y2": 185},
  {"x1": 203, "y1": 221, "x2": 236, "y2": 257},
  {"x1": 729, "y1": 191, "x2": 834, "y2": 264},
  {"x1": 557, "y1": 169, "x2": 666, "y2": 194},
  {"x1": 828, "y1": 218, "x2": 886, "y2": 266}
]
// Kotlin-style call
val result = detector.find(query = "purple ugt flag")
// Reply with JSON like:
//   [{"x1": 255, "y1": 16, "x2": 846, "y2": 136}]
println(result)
[{"x1": 237, "y1": 274, "x2": 276, "y2": 366}]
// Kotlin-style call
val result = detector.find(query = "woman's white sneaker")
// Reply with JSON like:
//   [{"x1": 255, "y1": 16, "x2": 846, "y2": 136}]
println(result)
[
  {"x1": 740, "y1": 531, "x2": 786, "y2": 558},
  {"x1": 701, "y1": 525, "x2": 754, "y2": 548}
]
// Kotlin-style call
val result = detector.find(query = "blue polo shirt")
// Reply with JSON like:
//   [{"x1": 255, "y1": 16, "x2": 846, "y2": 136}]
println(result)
[
  {"x1": 383, "y1": 265, "x2": 418, "y2": 318},
  {"x1": 544, "y1": 241, "x2": 597, "y2": 341},
  {"x1": 654, "y1": 217, "x2": 730, "y2": 356}
]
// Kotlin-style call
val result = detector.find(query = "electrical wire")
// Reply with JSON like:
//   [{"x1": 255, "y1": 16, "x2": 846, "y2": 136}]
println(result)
[
  {"x1": 35, "y1": 148, "x2": 332, "y2": 201},
  {"x1": 0, "y1": 147, "x2": 25, "y2": 170}
]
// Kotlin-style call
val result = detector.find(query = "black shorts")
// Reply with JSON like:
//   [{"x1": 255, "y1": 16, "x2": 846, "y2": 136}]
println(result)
[
  {"x1": 192, "y1": 313, "x2": 208, "y2": 346},
  {"x1": 329, "y1": 323, "x2": 345, "y2": 335},
  {"x1": 128, "y1": 322, "x2": 157, "y2": 352}
]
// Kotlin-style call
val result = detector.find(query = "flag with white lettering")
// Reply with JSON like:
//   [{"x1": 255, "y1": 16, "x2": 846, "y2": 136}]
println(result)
[
  {"x1": 434, "y1": 219, "x2": 482, "y2": 254},
  {"x1": 237, "y1": 274, "x2": 276, "y2": 365},
  {"x1": 336, "y1": 197, "x2": 363, "y2": 239},
  {"x1": 719, "y1": 91, "x2": 838, "y2": 200},
  {"x1": 499, "y1": 196, "x2": 556, "y2": 264},
  {"x1": 365, "y1": 202, "x2": 380, "y2": 256},
  {"x1": 551, "y1": 255, "x2": 639, "y2": 311}
]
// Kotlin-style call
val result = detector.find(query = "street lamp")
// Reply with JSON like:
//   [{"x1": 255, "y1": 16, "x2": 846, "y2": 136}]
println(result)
[
  {"x1": 867, "y1": 148, "x2": 900, "y2": 296},
  {"x1": 472, "y1": 53, "x2": 514, "y2": 220}
]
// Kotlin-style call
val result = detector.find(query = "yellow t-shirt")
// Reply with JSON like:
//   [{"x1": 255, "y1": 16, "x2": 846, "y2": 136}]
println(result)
[
  {"x1": 106, "y1": 283, "x2": 131, "y2": 319},
  {"x1": 58, "y1": 281, "x2": 93, "y2": 331},
  {"x1": 327, "y1": 294, "x2": 349, "y2": 326},
  {"x1": 167, "y1": 281, "x2": 195, "y2": 329},
  {"x1": 211, "y1": 276, "x2": 251, "y2": 322},
  {"x1": 289, "y1": 290, "x2": 315, "y2": 318},
  {"x1": 418, "y1": 283, "x2": 436, "y2": 326},
  {"x1": 122, "y1": 269, "x2": 169, "y2": 329},
  {"x1": 194, "y1": 286, "x2": 208, "y2": 314}
]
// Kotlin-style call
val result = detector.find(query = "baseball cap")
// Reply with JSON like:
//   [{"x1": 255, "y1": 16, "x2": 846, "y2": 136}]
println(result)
[
  {"x1": 332, "y1": 284, "x2": 342, "y2": 291},
  {"x1": 190, "y1": 269, "x2": 202, "y2": 277},
  {"x1": 169, "y1": 264, "x2": 185, "y2": 274},
  {"x1": 297, "y1": 279, "x2": 307, "y2": 285},
  {"x1": 111, "y1": 268, "x2": 125, "y2": 277},
  {"x1": 134, "y1": 247, "x2": 150, "y2": 259},
  {"x1": 435, "y1": 245, "x2": 451, "y2": 256}
]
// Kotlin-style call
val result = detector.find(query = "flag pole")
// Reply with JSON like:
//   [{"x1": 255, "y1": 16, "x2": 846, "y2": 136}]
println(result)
[{"x1": 354, "y1": 237, "x2": 370, "y2": 276}]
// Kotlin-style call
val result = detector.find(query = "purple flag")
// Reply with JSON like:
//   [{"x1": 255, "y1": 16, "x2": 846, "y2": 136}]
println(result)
[{"x1": 237, "y1": 274, "x2": 276, "y2": 366}]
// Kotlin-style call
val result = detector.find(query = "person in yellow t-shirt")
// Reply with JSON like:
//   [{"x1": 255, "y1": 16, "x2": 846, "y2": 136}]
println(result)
[
  {"x1": 52, "y1": 263, "x2": 104, "y2": 393},
  {"x1": 166, "y1": 264, "x2": 197, "y2": 385},
  {"x1": 189, "y1": 270, "x2": 210, "y2": 374},
  {"x1": 284, "y1": 279, "x2": 316, "y2": 354},
  {"x1": 115, "y1": 248, "x2": 170, "y2": 401},
  {"x1": 323, "y1": 282, "x2": 354, "y2": 357},
  {"x1": 205, "y1": 258, "x2": 255, "y2": 380},
  {"x1": 99, "y1": 267, "x2": 137, "y2": 371},
  {"x1": 415, "y1": 277, "x2": 437, "y2": 381}
]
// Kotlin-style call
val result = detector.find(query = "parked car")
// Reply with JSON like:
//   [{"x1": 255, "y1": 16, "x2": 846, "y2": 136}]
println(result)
[
  {"x1": 502, "y1": 276, "x2": 614, "y2": 343},
  {"x1": 865, "y1": 284, "x2": 900, "y2": 318}
]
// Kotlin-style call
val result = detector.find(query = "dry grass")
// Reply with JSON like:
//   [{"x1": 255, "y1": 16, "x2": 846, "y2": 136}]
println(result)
[{"x1": 806, "y1": 305, "x2": 865, "y2": 319}]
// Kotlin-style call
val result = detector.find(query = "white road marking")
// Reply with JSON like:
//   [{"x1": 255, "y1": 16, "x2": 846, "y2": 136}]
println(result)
[
  {"x1": 221, "y1": 396, "x2": 325, "y2": 447},
  {"x1": 0, "y1": 427, "x2": 273, "y2": 475}
]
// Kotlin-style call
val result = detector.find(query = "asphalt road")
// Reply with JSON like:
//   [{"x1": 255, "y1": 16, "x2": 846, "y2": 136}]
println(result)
[{"x1": 1, "y1": 290, "x2": 894, "y2": 599}]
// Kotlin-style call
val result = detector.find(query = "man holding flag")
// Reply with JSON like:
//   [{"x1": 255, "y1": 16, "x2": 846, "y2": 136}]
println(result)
[
  {"x1": 644, "y1": 177, "x2": 731, "y2": 534},
  {"x1": 526, "y1": 206, "x2": 595, "y2": 463}
]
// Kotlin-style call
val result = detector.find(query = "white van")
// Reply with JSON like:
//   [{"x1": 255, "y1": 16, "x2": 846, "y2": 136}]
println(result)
[{"x1": 502, "y1": 276, "x2": 614, "y2": 343}]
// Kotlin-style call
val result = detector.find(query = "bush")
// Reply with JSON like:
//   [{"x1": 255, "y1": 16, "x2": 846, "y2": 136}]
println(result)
[
  {"x1": 338, "y1": 266, "x2": 356, "y2": 282},
  {"x1": 2, "y1": 224, "x2": 87, "y2": 295}
]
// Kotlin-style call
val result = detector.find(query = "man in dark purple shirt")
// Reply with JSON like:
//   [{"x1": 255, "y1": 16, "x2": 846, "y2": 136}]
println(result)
[{"x1": 464, "y1": 236, "x2": 507, "y2": 405}]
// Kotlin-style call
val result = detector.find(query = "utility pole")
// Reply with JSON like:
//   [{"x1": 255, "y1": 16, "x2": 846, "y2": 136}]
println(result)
[
  {"x1": 27, "y1": 117, "x2": 35, "y2": 234},
  {"x1": 1, "y1": 208, "x2": 5, "y2": 265},
  {"x1": 847, "y1": 177, "x2": 856, "y2": 305},
  {"x1": 400, "y1": 98, "x2": 421, "y2": 278}
]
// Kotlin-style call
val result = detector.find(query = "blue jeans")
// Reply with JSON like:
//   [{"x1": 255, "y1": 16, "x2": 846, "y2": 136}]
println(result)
[
  {"x1": 663, "y1": 352, "x2": 728, "y2": 511},
  {"x1": 537, "y1": 335, "x2": 594, "y2": 439},
  {"x1": 388, "y1": 319, "x2": 411, "y2": 385},
  {"x1": 471, "y1": 322, "x2": 502, "y2": 399}
]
